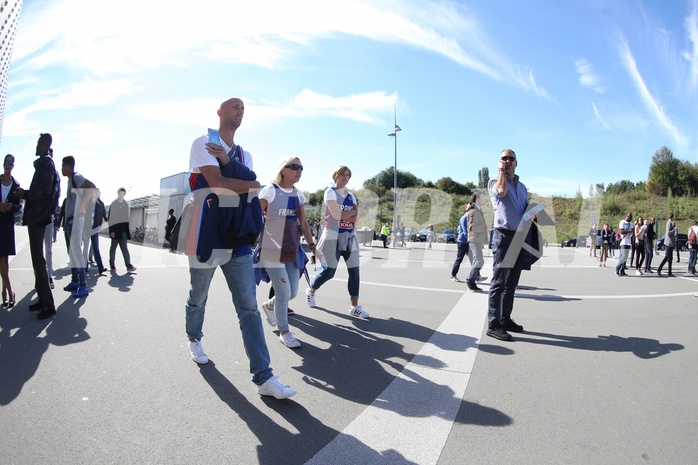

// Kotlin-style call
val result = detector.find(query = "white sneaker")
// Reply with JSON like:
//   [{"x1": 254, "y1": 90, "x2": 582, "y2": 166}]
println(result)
[
  {"x1": 261, "y1": 301, "x2": 277, "y2": 327},
  {"x1": 188, "y1": 340, "x2": 208, "y2": 365},
  {"x1": 349, "y1": 305, "x2": 370, "y2": 319},
  {"x1": 305, "y1": 288, "x2": 316, "y2": 308},
  {"x1": 279, "y1": 332, "x2": 301, "y2": 348},
  {"x1": 258, "y1": 376, "x2": 297, "y2": 399}
]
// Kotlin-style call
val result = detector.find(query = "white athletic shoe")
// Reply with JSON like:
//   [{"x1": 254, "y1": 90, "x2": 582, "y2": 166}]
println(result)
[
  {"x1": 349, "y1": 305, "x2": 370, "y2": 319},
  {"x1": 261, "y1": 301, "x2": 277, "y2": 327},
  {"x1": 305, "y1": 288, "x2": 316, "y2": 308},
  {"x1": 279, "y1": 332, "x2": 301, "y2": 348},
  {"x1": 258, "y1": 376, "x2": 297, "y2": 399},
  {"x1": 188, "y1": 340, "x2": 209, "y2": 365}
]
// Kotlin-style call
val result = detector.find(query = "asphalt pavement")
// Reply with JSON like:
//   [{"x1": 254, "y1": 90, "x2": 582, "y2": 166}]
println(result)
[{"x1": 1, "y1": 229, "x2": 696, "y2": 465}]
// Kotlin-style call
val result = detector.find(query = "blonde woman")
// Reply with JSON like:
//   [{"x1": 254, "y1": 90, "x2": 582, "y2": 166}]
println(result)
[
  {"x1": 305, "y1": 165, "x2": 369, "y2": 319},
  {"x1": 258, "y1": 156, "x2": 318, "y2": 348}
]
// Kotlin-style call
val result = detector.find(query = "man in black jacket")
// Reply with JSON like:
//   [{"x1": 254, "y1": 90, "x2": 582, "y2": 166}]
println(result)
[{"x1": 16, "y1": 133, "x2": 58, "y2": 319}]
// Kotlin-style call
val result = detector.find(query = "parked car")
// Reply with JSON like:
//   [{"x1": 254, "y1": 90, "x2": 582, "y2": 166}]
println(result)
[
  {"x1": 561, "y1": 235, "x2": 588, "y2": 248},
  {"x1": 415, "y1": 229, "x2": 429, "y2": 242},
  {"x1": 656, "y1": 233, "x2": 688, "y2": 252},
  {"x1": 403, "y1": 227, "x2": 417, "y2": 242},
  {"x1": 438, "y1": 229, "x2": 456, "y2": 243}
]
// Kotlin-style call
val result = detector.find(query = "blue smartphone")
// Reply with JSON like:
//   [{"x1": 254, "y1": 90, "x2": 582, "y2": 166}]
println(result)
[{"x1": 208, "y1": 128, "x2": 221, "y2": 145}]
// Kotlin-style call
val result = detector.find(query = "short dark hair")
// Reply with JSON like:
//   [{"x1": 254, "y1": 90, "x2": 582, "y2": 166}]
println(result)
[
  {"x1": 169, "y1": 208, "x2": 174, "y2": 214},
  {"x1": 470, "y1": 192, "x2": 479, "y2": 204},
  {"x1": 62, "y1": 156, "x2": 75, "y2": 169},
  {"x1": 118, "y1": 187, "x2": 126, "y2": 193}
]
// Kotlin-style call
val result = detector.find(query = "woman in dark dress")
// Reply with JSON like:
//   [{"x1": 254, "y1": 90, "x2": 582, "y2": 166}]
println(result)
[{"x1": 0, "y1": 154, "x2": 22, "y2": 307}]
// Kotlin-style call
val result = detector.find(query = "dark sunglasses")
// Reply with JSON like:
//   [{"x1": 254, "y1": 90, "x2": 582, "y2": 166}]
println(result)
[
  {"x1": 501, "y1": 156, "x2": 516, "y2": 162},
  {"x1": 285, "y1": 163, "x2": 303, "y2": 171}
]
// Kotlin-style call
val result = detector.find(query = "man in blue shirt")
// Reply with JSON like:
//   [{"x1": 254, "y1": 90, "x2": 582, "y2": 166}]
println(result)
[
  {"x1": 449, "y1": 204, "x2": 469, "y2": 283},
  {"x1": 486, "y1": 149, "x2": 529, "y2": 341}
]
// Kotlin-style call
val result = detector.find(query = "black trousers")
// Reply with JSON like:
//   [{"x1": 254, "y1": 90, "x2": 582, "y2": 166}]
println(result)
[{"x1": 28, "y1": 224, "x2": 55, "y2": 310}]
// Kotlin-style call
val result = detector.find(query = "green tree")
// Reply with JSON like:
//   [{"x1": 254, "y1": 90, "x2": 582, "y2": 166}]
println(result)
[
  {"x1": 477, "y1": 167, "x2": 490, "y2": 188},
  {"x1": 647, "y1": 146, "x2": 680, "y2": 195},
  {"x1": 435, "y1": 177, "x2": 472, "y2": 196},
  {"x1": 362, "y1": 166, "x2": 422, "y2": 190}
]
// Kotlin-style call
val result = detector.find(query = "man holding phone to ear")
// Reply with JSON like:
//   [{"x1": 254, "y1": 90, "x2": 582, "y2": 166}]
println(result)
[{"x1": 486, "y1": 149, "x2": 529, "y2": 341}]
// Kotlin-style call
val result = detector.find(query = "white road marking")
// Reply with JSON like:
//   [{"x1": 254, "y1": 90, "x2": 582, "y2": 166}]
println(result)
[{"x1": 306, "y1": 291, "x2": 488, "y2": 465}]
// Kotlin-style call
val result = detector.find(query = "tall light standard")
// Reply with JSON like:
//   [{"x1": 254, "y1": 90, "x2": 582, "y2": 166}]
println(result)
[{"x1": 387, "y1": 107, "x2": 401, "y2": 248}]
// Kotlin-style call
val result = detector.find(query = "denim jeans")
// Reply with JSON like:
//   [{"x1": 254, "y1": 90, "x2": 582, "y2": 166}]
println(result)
[
  {"x1": 185, "y1": 254, "x2": 272, "y2": 385},
  {"x1": 616, "y1": 245, "x2": 630, "y2": 275},
  {"x1": 487, "y1": 229, "x2": 523, "y2": 329},
  {"x1": 311, "y1": 241, "x2": 360, "y2": 298},
  {"x1": 644, "y1": 240, "x2": 654, "y2": 271},
  {"x1": 109, "y1": 231, "x2": 131, "y2": 267},
  {"x1": 466, "y1": 242, "x2": 484, "y2": 286},
  {"x1": 450, "y1": 241, "x2": 469, "y2": 278},
  {"x1": 688, "y1": 246, "x2": 697, "y2": 273},
  {"x1": 261, "y1": 259, "x2": 299, "y2": 332},
  {"x1": 89, "y1": 233, "x2": 105, "y2": 270},
  {"x1": 65, "y1": 217, "x2": 87, "y2": 287}
]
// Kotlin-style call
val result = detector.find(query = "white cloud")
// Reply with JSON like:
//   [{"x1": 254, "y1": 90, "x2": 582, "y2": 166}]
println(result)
[
  {"x1": 575, "y1": 58, "x2": 605, "y2": 93},
  {"x1": 13, "y1": 0, "x2": 548, "y2": 98},
  {"x1": 591, "y1": 102, "x2": 609, "y2": 130},
  {"x1": 618, "y1": 35, "x2": 688, "y2": 149},
  {"x1": 684, "y1": 0, "x2": 698, "y2": 92}
]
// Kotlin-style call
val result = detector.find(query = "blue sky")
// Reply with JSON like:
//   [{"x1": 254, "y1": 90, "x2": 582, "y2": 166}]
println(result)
[{"x1": 2, "y1": 0, "x2": 697, "y2": 202}]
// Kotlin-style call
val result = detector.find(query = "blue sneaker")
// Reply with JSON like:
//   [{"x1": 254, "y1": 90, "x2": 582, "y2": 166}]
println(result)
[
  {"x1": 63, "y1": 282, "x2": 79, "y2": 292},
  {"x1": 73, "y1": 286, "x2": 89, "y2": 298}
]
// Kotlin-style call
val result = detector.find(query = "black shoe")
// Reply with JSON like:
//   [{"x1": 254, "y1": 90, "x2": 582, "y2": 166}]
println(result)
[
  {"x1": 486, "y1": 327, "x2": 512, "y2": 341},
  {"x1": 98, "y1": 268, "x2": 108, "y2": 274},
  {"x1": 37, "y1": 308, "x2": 56, "y2": 320},
  {"x1": 667, "y1": 273, "x2": 675, "y2": 277},
  {"x1": 501, "y1": 319, "x2": 524, "y2": 333},
  {"x1": 468, "y1": 285, "x2": 483, "y2": 292},
  {"x1": 29, "y1": 301, "x2": 43, "y2": 312}
]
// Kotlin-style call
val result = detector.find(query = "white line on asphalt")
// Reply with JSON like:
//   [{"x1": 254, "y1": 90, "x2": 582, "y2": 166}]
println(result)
[{"x1": 306, "y1": 291, "x2": 489, "y2": 465}]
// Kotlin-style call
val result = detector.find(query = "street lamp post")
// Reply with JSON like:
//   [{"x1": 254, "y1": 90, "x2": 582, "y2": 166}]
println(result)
[{"x1": 388, "y1": 107, "x2": 401, "y2": 248}]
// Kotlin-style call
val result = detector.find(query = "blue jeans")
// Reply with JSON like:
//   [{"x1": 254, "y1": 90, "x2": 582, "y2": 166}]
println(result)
[
  {"x1": 450, "y1": 241, "x2": 469, "y2": 278},
  {"x1": 65, "y1": 217, "x2": 87, "y2": 287},
  {"x1": 688, "y1": 246, "x2": 697, "y2": 273},
  {"x1": 311, "y1": 242, "x2": 360, "y2": 298},
  {"x1": 644, "y1": 240, "x2": 654, "y2": 271},
  {"x1": 616, "y1": 245, "x2": 630, "y2": 275},
  {"x1": 261, "y1": 260, "x2": 299, "y2": 332},
  {"x1": 89, "y1": 233, "x2": 105, "y2": 270},
  {"x1": 185, "y1": 254, "x2": 272, "y2": 385},
  {"x1": 487, "y1": 229, "x2": 523, "y2": 329}
]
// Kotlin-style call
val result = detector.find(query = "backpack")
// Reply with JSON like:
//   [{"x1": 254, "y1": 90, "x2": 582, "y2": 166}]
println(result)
[
  {"x1": 50, "y1": 170, "x2": 61, "y2": 212},
  {"x1": 689, "y1": 228, "x2": 697, "y2": 246}
]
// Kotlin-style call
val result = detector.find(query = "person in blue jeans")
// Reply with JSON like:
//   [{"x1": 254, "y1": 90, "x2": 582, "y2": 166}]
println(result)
[
  {"x1": 184, "y1": 97, "x2": 295, "y2": 399},
  {"x1": 60, "y1": 156, "x2": 95, "y2": 298},
  {"x1": 305, "y1": 165, "x2": 368, "y2": 319},
  {"x1": 449, "y1": 204, "x2": 469, "y2": 283},
  {"x1": 486, "y1": 149, "x2": 532, "y2": 342}
]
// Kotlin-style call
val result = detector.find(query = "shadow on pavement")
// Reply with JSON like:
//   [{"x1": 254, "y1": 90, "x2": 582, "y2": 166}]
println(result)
[
  {"x1": 515, "y1": 331, "x2": 684, "y2": 359},
  {"x1": 0, "y1": 293, "x2": 90, "y2": 405},
  {"x1": 198, "y1": 361, "x2": 419, "y2": 465}
]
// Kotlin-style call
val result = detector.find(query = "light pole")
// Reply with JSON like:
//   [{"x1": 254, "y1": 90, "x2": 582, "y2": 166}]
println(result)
[{"x1": 387, "y1": 107, "x2": 401, "y2": 248}]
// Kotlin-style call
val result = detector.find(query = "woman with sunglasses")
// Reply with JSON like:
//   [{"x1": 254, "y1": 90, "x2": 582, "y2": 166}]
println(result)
[
  {"x1": 258, "y1": 157, "x2": 318, "y2": 348},
  {"x1": 0, "y1": 154, "x2": 22, "y2": 308},
  {"x1": 305, "y1": 165, "x2": 369, "y2": 319}
]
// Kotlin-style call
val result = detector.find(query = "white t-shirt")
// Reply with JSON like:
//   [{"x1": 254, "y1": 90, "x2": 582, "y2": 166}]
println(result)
[
  {"x1": 259, "y1": 184, "x2": 306, "y2": 205},
  {"x1": 618, "y1": 220, "x2": 633, "y2": 246},
  {"x1": 189, "y1": 134, "x2": 253, "y2": 173}
]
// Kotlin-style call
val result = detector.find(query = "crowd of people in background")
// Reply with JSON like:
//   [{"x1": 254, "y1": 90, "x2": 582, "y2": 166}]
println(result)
[
  {"x1": 4, "y1": 101, "x2": 698, "y2": 404},
  {"x1": 2, "y1": 133, "x2": 137, "y2": 319}
]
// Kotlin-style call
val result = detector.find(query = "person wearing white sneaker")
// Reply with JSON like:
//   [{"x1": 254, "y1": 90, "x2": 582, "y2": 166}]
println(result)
[
  {"x1": 188, "y1": 340, "x2": 208, "y2": 364},
  {"x1": 184, "y1": 97, "x2": 295, "y2": 397},
  {"x1": 257, "y1": 156, "x2": 319, "y2": 349},
  {"x1": 258, "y1": 376, "x2": 297, "y2": 399},
  {"x1": 306, "y1": 166, "x2": 369, "y2": 319}
]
